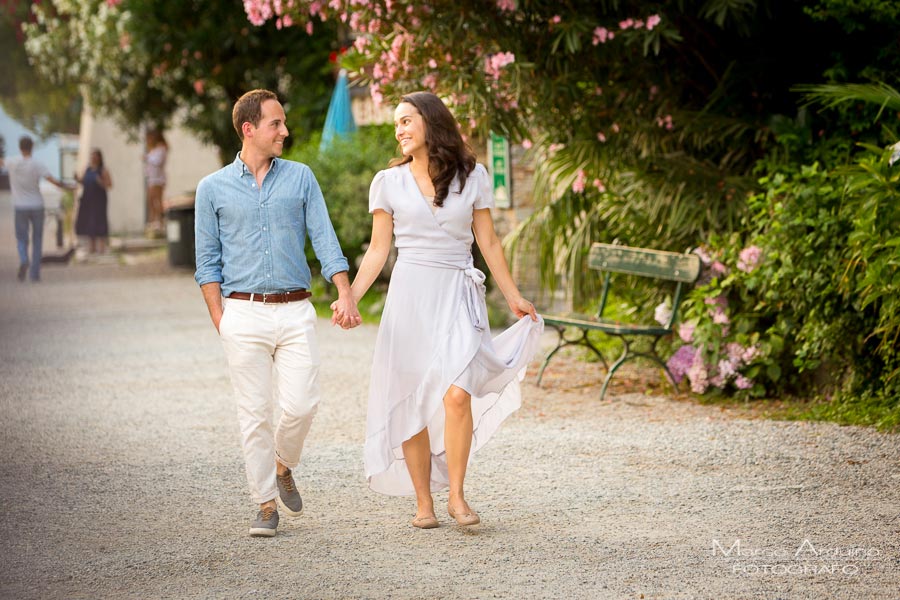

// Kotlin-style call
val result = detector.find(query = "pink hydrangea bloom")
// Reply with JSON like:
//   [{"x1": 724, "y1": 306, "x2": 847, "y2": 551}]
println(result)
[
  {"x1": 666, "y1": 345, "x2": 696, "y2": 384},
  {"x1": 687, "y1": 352, "x2": 709, "y2": 393},
  {"x1": 678, "y1": 322, "x2": 694, "y2": 342},
  {"x1": 737, "y1": 245, "x2": 763, "y2": 273},
  {"x1": 734, "y1": 375, "x2": 754, "y2": 390}
]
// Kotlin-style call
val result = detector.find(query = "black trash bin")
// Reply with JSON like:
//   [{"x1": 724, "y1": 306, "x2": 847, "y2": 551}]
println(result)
[{"x1": 166, "y1": 203, "x2": 195, "y2": 268}]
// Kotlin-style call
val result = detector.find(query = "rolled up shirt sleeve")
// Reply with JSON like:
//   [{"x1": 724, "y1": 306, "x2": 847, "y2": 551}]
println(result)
[
  {"x1": 302, "y1": 166, "x2": 349, "y2": 283},
  {"x1": 193, "y1": 177, "x2": 224, "y2": 287}
]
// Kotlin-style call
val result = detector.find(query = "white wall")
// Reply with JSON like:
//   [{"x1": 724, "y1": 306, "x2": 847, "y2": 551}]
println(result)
[{"x1": 76, "y1": 106, "x2": 222, "y2": 235}]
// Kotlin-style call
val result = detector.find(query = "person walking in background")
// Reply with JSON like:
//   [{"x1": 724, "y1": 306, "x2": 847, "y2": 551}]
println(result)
[
  {"x1": 332, "y1": 91, "x2": 544, "y2": 529},
  {"x1": 194, "y1": 89, "x2": 361, "y2": 538},
  {"x1": 144, "y1": 129, "x2": 168, "y2": 236},
  {"x1": 0, "y1": 135, "x2": 74, "y2": 282},
  {"x1": 74, "y1": 148, "x2": 112, "y2": 254}
]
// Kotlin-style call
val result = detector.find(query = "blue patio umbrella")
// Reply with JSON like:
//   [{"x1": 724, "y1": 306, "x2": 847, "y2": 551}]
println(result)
[{"x1": 320, "y1": 69, "x2": 357, "y2": 153}]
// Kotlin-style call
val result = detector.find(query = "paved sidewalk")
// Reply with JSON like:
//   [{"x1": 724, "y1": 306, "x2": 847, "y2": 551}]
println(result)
[{"x1": 0, "y1": 191, "x2": 898, "y2": 599}]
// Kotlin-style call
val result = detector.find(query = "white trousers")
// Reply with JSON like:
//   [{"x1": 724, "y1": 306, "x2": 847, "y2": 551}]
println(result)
[{"x1": 219, "y1": 297, "x2": 321, "y2": 504}]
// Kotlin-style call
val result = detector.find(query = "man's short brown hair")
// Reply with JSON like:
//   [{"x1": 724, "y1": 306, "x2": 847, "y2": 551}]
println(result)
[
  {"x1": 19, "y1": 135, "x2": 34, "y2": 153},
  {"x1": 232, "y1": 89, "x2": 279, "y2": 140}
]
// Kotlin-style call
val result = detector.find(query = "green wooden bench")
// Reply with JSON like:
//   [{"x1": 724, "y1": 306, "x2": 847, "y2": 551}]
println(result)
[{"x1": 536, "y1": 242, "x2": 701, "y2": 400}]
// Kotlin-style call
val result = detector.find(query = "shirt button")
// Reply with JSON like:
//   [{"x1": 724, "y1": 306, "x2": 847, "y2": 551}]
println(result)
[
  {"x1": 263, "y1": 227, "x2": 267, "y2": 231},
  {"x1": 265, "y1": 250, "x2": 269, "y2": 254}
]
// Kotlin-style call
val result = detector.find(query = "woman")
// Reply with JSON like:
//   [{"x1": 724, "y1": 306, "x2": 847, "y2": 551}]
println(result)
[
  {"x1": 144, "y1": 129, "x2": 168, "y2": 235},
  {"x1": 334, "y1": 92, "x2": 544, "y2": 529},
  {"x1": 74, "y1": 148, "x2": 112, "y2": 254}
]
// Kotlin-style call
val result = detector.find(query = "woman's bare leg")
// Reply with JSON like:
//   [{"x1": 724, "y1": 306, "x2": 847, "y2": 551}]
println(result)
[
  {"x1": 443, "y1": 384, "x2": 475, "y2": 515},
  {"x1": 402, "y1": 428, "x2": 435, "y2": 519}
]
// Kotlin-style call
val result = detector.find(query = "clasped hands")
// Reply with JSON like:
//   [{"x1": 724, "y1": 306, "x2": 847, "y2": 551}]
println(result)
[{"x1": 330, "y1": 297, "x2": 362, "y2": 330}]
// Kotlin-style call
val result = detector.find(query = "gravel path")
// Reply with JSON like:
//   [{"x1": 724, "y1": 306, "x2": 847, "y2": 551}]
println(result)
[{"x1": 1, "y1": 193, "x2": 898, "y2": 599}]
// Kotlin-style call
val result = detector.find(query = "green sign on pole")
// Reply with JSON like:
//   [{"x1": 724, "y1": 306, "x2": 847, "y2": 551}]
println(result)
[{"x1": 488, "y1": 132, "x2": 511, "y2": 208}]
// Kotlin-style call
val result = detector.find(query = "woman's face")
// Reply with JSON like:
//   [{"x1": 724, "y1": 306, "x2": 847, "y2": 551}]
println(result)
[
  {"x1": 394, "y1": 102, "x2": 427, "y2": 158},
  {"x1": 90, "y1": 151, "x2": 101, "y2": 167}
]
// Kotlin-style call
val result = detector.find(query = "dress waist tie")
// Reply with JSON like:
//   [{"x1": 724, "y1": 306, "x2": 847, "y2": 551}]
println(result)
[{"x1": 397, "y1": 250, "x2": 488, "y2": 331}]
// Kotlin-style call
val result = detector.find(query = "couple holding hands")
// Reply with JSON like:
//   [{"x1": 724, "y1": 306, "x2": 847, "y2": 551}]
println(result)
[{"x1": 195, "y1": 89, "x2": 543, "y2": 537}]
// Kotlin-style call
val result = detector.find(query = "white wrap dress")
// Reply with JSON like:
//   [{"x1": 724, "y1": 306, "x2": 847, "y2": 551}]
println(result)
[{"x1": 364, "y1": 162, "x2": 545, "y2": 496}]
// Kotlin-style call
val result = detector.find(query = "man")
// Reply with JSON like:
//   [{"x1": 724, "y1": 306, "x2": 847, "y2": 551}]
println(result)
[
  {"x1": 1, "y1": 136, "x2": 73, "y2": 282},
  {"x1": 194, "y1": 89, "x2": 361, "y2": 537}
]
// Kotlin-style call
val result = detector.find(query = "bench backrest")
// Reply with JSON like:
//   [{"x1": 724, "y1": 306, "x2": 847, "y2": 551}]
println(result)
[
  {"x1": 589, "y1": 243, "x2": 701, "y2": 328},
  {"x1": 588, "y1": 243, "x2": 701, "y2": 282}
]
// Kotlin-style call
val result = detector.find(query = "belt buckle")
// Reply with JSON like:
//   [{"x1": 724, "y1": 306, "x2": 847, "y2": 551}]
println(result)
[{"x1": 262, "y1": 293, "x2": 275, "y2": 304}]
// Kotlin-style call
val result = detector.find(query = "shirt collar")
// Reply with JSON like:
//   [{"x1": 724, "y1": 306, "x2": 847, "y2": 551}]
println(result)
[{"x1": 232, "y1": 152, "x2": 280, "y2": 178}]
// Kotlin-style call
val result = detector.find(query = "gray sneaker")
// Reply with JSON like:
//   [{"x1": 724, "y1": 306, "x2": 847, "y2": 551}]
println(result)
[
  {"x1": 276, "y1": 469, "x2": 303, "y2": 516},
  {"x1": 249, "y1": 506, "x2": 279, "y2": 537}
]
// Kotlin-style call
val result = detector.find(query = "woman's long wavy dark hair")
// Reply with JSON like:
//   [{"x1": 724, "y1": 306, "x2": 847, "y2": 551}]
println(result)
[{"x1": 389, "y1": 91, "x2": 477, "y2": 207}]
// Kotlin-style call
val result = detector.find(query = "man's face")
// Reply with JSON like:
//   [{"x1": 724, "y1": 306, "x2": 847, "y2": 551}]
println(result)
[{"x1": 247, "y1": 99, "x2": 289, "y2": 157}]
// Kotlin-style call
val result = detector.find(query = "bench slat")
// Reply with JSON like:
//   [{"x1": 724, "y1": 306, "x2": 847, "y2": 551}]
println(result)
[{"x1": 588, "y1": 243, "x2": 700, "y2": 283}]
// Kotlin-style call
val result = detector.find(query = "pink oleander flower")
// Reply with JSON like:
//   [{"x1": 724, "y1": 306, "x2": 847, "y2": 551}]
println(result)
[
  {"x1": 572, "y1": 169, "x2": 587, "y2": 193},
  {"x1": 595, "y1": 86, "x2": 603, "y2": 95},
  {"x1": 646, "y1": 14, "x2": 662, "y2": 30},
  {"x1": 734, "y1": 375, "x2": 754, "y2": 390},
  {"x1": 428, "y1": 58, "x2": 437, "y2": 68},
  {"x1": 370, "y1": 83, "x2": 383, "y2": 106},
  {"x1": 548, "y1": 143, "x2": 565, "y2": 153},
  {"x1": 550, "y1": 15, "x2": 561, "y2": 24},
  {"x1": 611, "y1": 123, "x2": 620, "y2": 133},
  {"x1": 592, "y1": 26, "x2": 611, "y2": 45},
  {"x1": 306, "y1": 21, "x2": 314, "y2": 34},
  {"x1": 709, "y1": 373, "x2": 726, "y2": 389},
  {"x1": 422, "y1": 73, "x2": 438, "y2": 90},
  {"x1": 596, "y1": 132, "x2": 607, "y2": 143},
  {"x1": 496, "y1": 0, "x2": 516, "y2": 11},
  {"x1": 678, "y1": 322, "x2": 694, "y2": 343},
  {"x1": 484, "y1": 51, "x2": 515, "y2": 79},
  {"x1": 353, "y1": 36, "x2": 369, "y2": 53},
  {"x1": 619, "y1": 18, "x2": 634, "y2": 29},
  {"x1": 521, "y1": 139, "x2": 533, "y2": 149},
  {"x1": 592, "y1": 179, "x2": 606, "y2": 193},
  {"x1": 737, "y1": 245, "x2": 763, "y2": 273},
  {"x1": 656, "y1": 114, "x2": 674, "y2": 130},
  {"x1": 106, "y1": 0, "x2": 123, "y2": 6},
  {"x1": 193, "y1": 79, "x2": 205, "y2": 95},
  {"x1": 244, "y1": 0, "x2": 274, "y2": 26}
]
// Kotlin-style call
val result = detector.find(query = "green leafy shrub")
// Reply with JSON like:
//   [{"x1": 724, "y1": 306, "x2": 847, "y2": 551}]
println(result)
[
  {"x1": 675, "y1": 144, "x2": 900, "y2": 428},
  {"x1": 286, "y1": 124, "x2": 398, "y2": 274}
]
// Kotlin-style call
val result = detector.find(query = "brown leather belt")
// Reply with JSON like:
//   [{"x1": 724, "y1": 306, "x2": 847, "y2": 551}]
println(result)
[{"x1": 228, "y1": 290, "x2": 311, "y2": 303}]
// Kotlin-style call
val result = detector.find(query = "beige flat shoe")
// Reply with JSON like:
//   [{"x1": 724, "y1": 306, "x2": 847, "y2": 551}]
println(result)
[
  {"x1": 411, "y1": 515, "x2": 439, "y2": 529},
  {"x1": 448, "y1": 505, "x2": 480, "y2": 526}
]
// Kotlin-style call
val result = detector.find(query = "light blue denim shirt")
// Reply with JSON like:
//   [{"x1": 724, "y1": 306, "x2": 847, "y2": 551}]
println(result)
[{"x1": 194, "y1": 153, "x2": 349, "y2": 296}]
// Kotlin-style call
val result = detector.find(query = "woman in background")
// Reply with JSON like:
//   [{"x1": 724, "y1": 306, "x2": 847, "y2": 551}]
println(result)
[
  {"x1": 74, "y1": 148, "x2": 112, "y2": 254},
  {"x1": 144, "y1": 129, "x2": 168, "y2": 236}
]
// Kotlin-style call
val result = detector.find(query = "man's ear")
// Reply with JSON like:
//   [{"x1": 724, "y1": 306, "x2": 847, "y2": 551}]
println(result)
[{"x1": 242, "y1": 121, "x2": 254, "y2": 139}]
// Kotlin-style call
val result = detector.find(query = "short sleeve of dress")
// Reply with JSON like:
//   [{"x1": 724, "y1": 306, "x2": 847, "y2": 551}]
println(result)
[
  {"x1": 368, "y1": 170, "x2": 393, "y2": 215},
  {"x1": 472, "y1": 163, "x2": 494, "y2": 210}
]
